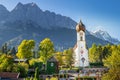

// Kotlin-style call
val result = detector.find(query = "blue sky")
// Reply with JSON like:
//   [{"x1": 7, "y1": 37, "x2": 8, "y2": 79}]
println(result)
[{"x1": 0, "y1": 0, "x2": 120, "y2": 40}]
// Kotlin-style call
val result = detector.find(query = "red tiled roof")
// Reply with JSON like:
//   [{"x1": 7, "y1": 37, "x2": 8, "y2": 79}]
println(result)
[{"x1": 0, "y1": 72, "x2": 20, "y2": 79}]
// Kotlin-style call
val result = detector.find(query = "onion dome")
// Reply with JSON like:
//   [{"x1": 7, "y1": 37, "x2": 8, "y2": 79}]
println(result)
[{"x1": 76, "y1": 20, "x2": 85, "y2": 32}]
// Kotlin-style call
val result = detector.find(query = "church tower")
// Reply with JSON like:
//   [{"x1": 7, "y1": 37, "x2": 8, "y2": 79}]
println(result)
[{"x1": 73, "y1": 20, "x2": 89, "y2": 67}]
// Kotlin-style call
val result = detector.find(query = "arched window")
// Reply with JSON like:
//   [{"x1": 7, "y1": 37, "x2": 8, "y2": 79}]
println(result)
[{"x1": 80, "y1": 36, "x2": 83, "y2": 41}]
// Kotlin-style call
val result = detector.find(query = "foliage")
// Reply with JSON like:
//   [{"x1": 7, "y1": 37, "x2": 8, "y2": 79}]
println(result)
[
  {"x1": 103, "y1": 45, "x2": 120, "y2": 67},
  {"x1": 34, "y1": 67, "x2": 39, "y2": 80},
  {"x1": 12, "y1": 62, "x2": 29, "y2": 77},
  {"x1": 29, "y1": 58, "x2": 42, "y2": 69},
  {"x1": 89, "y1": 43, "x2": 112, "y2": 63},
  {"x1": 25, "y1": 67, "x2": 42, "y2": 80},
  {"x1": 102, "y1": 45, "x2": 120, "y2": 80},
  {"x1": 0, "y1": 54, "x2": 28, "y2": 77},
  {"x1": 0, "y1": 54, "x2": 14, "y2": 72},
  {"x1": 16, "y1": 40, "x2": 35, "y2": 59},
  {"x1": 39, "y1": 38, "x2": 55, "y2": 64},
  {"x1": 89, "y1": 43, "x2": 100, "y2": 62},
  {"x1": 1, "y1": 43, "x2": 8, "y2": 54},
  {"x1": 20, "y1": 62, "x2": 29, "y2": 72},
  {"x1": 10, "y1": 47, "x2": 16, "y2": 55},
  {"x1": 89, "y1": 43, "x2": 120, "y2": 79},
  {"x1": 55, "y1": 52, "x2": 63, "y2": 66},
  {"x1": 63, "y1": 48, "x2": 74, "y2": 68},
  {"x1": 97, "y1": 45, "x2": 103, "y2": 62},
  {"x1": 55, "y1": 48, "x2": 74, "y2": 68},
  {"x1": 102, "y1": 67, "x2": 120, "y2": 80},
  {"x1": 76, "y1": 76, "x2": 96, "y2": 80},
  {"x1": 90, "y1": 62, "x2": 103, "y2": 67},
  {"x1": 29, "y1": 58, "x2": 37, "y2": 67},
  {"x1": 49, "y1": 76, "x2": 58, "y2": 80}
]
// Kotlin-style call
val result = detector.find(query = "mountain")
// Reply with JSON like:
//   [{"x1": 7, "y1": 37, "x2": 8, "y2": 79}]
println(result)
[
  {"x1": 5, "y1": 28, "x2": 111, "y2": 51},
  {"x1": 91, "y1": 30, "x2": 120, "y2": 44},
  {"x1": 0, "y1": 2, "x2": 113, "y2": 51},
  {"x1": 6, "y1": 2, "x2": 76, "y2": 29},
  {"x1": 0, "y1": 4, "x2": 9, "y2": 21},
  {"x1": 0, "y1": 4, "x2": 9, "y2": 29}
]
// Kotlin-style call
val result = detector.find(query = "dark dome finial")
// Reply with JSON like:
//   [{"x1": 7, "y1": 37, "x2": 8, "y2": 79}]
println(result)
[
  {"x1": 80, "y1": 19, "x2": 82, "y2": 24},
  {"x1": 76, "y1": 19, "x2": 85, "y2": 32},
  {"x1": 79, "y1": 20, "x2": 84, "y2": 27}
]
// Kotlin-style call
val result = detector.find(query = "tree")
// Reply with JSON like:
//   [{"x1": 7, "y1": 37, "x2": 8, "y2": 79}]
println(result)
[
  {"x1": 102, "y1": 45, "x2": 120, "y2": 80},
  {"x1": 13, "y1": 62, "x2": 29, "y2": 77},
  {"x1": 89, "y1": 43, "x2": 99, "y2": 62},
  {"x1": 103, "y1": 45, "x2": 120, "y2": 68},
  {"x1": 16, "y1": 40, "x2": 35, "y2": 59},
  {"x1": 55, "y1": 52, "x2": 63, "y2": 66},
  {"x1": 7, "y1": 47, "x2": 16, "y2": 56},
  {"x1": 102, "y1": 46, "x2": 109, "y2": 59},
  {"x1": 39, "y1": 38, "x2": 55, "y2": 64},
  {"x1": 0, "y1": 54, "x2": 28, "y2": 77},
  {"x1": 0, "y1": 54, "x2": 14, "y2": 72},
  {"x1": 97, "y1": 45, "x2": 103, "y2": 63},
  {"x1": 55, "y1": 48, "x2": 74, "y2": 68},
  {"x1": 34, "y1": 67, "x2": 39, "y2": 80},
  {"x1": 29, "y1": 58, "x2": 42, "y2": 69},
  {"x1": 1, "y1": 43, "x2": 8, "y2": 54},
  {"x1": 102, "y1": 67, "x2": 120, "y2": 80},
  {"x1": 63, "y1": 48, "x2": 74, "y2": 68},
  {"x1": 11, "y1": 47, "x2": 16, "y2": 55}
]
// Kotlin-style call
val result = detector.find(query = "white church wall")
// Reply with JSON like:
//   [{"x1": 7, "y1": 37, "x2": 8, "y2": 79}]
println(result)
[{"x1": 74, "y1": 22, "x2": 89, "y2": 67}]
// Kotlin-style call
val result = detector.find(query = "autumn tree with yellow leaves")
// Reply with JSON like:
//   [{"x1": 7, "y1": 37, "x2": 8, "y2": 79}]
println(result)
[
  {"x1": 102, "y1": 45, "x2": 120, "y2": 80},
  {"x1": 16, "y1": 40, "x2": 35, "y2": 59},
  {"x1": 39, "y1": 38, "x2": 55, "y2": 64}
]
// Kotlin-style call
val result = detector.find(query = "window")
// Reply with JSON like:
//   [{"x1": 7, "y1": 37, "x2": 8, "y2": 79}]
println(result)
[
  {"x1": 80, "y1": 36, "x2": 83, "y2": 41},
  {"x1": 51, "y1": 63, "x2": 54, "y2": 67}
]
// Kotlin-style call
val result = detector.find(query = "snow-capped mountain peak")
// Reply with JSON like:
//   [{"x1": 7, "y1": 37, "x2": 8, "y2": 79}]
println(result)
[
  {"x1": 92, "y1": 29, "x2": 120, "y2": 44},
  {"x1": 93, "y1": 29, "x2": 111, "y2": 41}
]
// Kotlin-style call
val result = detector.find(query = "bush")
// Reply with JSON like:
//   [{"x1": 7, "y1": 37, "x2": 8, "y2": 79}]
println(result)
[
  {"x1": 90, "y1": 62, "x2": 103, "y2": 67},
  {"x1": 29, "y1": 59, "x2": 42, "y2": 69},
  {"x1": 76, "y1": 76, "x2": 96, "y2": 80},
  {"x1": 12, "y1": 63, "x2": 29, "y2": 77},
  {"x1": 34, "y1": 67, "x2": 39, "y2": 80},
  {"x1": 29, "y1": 59, "x2": 36, "y2": 67},
  {"x1": 25, "y1": 67, "x2": 43, "y2": 80},
  {"x1": 0, "y1": 54, "x2": 14, "y2": 72}
]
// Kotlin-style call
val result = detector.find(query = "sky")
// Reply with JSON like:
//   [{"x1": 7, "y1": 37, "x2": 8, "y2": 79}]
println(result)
[{"x1": 0, "y1": 0, "x2": 120, "y2": 40}]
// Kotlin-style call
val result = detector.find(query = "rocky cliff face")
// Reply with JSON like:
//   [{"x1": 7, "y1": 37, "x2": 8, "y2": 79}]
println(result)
[{"x1": 5, "y1": 2, "x2": 76, "y2": 29}]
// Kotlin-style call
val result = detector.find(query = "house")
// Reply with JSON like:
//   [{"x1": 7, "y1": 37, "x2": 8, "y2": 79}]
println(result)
[
  {"x1": 46, "y1": 56, "x2": 59, "y2": 74},
  {"x1": 0, "y1": 72, "x2": 20, "y2": 80}
]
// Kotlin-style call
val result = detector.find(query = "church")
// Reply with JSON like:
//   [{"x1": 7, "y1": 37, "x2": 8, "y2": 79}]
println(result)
[{"x1": 73, "y1": 20, "x2": 89, "y2": 67}]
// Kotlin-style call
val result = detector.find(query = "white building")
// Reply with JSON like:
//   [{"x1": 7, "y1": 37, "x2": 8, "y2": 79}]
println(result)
[{"x1": 73, "y1": 20, "x2": 89, "y2": 67}]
